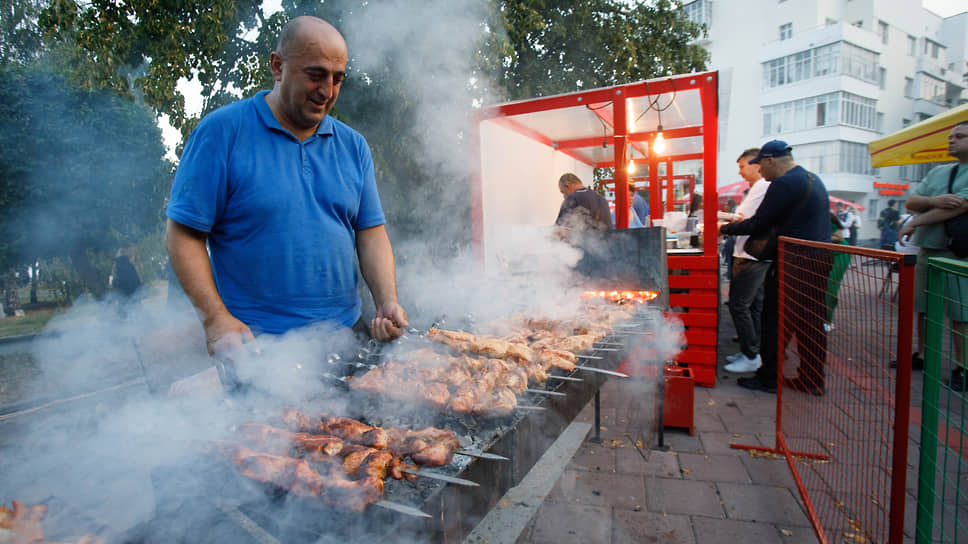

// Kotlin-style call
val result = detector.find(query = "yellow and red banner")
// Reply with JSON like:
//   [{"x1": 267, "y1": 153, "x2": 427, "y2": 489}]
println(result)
[{"x1": 868, "y1": 103, "x2": 968, "y2": 167}]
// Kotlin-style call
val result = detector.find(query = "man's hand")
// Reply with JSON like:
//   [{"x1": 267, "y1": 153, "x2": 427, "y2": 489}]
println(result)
[
  {"x1": 898, "y1": 219, "x2": 918, "y2": 243},
  {"x1": 932, "y1": 194, "x2": 965, "y2": 209},
  {"x1": 370, "y1": 301, "x2": 408, "y2": 342},
  {"x1": 204, "y1": 312, "x2": 256, "y2": 360}
]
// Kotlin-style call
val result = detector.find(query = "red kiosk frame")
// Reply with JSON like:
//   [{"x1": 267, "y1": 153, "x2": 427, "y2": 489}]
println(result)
[{"x1": 470, "y1": 71, "x2": 721, "y2": 386}]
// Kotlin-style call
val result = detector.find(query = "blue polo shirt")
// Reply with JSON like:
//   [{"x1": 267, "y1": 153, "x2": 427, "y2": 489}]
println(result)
[{"x1": 167, "y1": 90, "x2": 386, "y2": 334}]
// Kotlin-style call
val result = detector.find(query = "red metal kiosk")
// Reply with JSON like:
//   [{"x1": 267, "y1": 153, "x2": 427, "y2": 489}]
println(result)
[{"x1": 471, "y1": 71, "x2": 721, "y2": 386}]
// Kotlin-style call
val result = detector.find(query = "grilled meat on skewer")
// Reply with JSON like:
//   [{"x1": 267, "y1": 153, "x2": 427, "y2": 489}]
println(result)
[
  {"x1": 207, "y1": 441, "x2": 384, "y2": 511},
  {"x1": 239, "y1": 422, "x2": 345, "y2": 457},
  {"x1": 279, "y1": 409, "x2": 460, "y2": 468}
]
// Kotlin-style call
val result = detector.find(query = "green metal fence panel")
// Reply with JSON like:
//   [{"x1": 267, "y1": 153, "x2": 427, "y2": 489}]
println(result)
[{"x1": 916, "y1": 257, "x2": 968, "y2": 544}]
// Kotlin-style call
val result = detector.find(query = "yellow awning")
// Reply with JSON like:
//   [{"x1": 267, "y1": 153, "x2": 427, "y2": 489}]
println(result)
[{"x1": 868, "y1": 103, "x2": 968, "y2": 167}]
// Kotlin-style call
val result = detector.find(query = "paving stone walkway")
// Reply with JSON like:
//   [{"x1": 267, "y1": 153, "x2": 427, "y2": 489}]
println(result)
[{"x1": 510, "y1": 302, "x2": 822, "y2": 544}]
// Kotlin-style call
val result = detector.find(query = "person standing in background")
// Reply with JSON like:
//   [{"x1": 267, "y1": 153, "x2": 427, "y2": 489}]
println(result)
[
  {"x1": 845, "y1": 206, "x2": 861, "y2": 246},
  {"x1": 898, "y1": 121, "x2": 968, "y2": 391},
  {"x1": 721, "y1": 148, "x2": 772, "y2": 373},
  {"x1": 632, "y1": 187, "x2": 649, "y2": 226},
  {"x1": 556, "y1": 173, "x2": 612, "y2": 231},
  {"x1": 879, "y1": 199, "x2": 901, "y2": 249},
  {"x1": 719, "y1": 140, "x2": 832, "y2": 395}
]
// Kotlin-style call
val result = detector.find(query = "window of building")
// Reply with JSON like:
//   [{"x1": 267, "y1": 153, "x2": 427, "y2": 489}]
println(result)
[
  {"x1": 779, "y1": 23, "x2": 792, "y2": 40},
  {"x1": 920, "y1": 73, "x2": 946, "y2": 104},
  {"x1": 681, "y1": 0, "x2": 711, "y2": 27},
  {"x1": 879, "y1": 67, "x2": 886, "y2": 90},
  {"x1": 867, "y1": 199, "x2": 879, "y2": 220},
  {"x1": 761, "y1": 92, "x2": 877, "y2": 136},
  {"x1": 852, "y1": 20, "x2": 863, "y2": 28},
  {"x1": 908, "y1": 35, "x2": 917, "y2": 55},
  {"x1": 761, "y1": 41, "x2": 878, "y2": 89},
  {"x1": 878, "y1": 20, "x2": 889, "y2": 44},
  {"x1": 904, "y1": 77, "x2": 914, "y2": 98}
]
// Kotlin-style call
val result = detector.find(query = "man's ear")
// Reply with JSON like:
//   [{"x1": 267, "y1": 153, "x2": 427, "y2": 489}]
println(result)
[{"x1": 269, "y1": 52, "x2": 284, "y2": 82}]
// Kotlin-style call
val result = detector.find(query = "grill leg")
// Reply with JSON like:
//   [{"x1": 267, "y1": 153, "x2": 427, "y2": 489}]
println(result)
[{"x1": 589, "y1": 391, "x2": 602, "y2": 444}]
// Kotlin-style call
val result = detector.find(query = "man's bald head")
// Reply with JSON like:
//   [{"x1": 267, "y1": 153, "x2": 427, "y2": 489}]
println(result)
[{"x1": 275, "y1": 16, "x2": 346, "y2": 59}]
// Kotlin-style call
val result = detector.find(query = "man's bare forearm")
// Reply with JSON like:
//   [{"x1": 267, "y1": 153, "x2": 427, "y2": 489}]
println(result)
[
  {"x1": 906, "y1": 194, "x2": 932, "y2": 213},
  {"x1": 164, "y1": 218, "x2": 232, "y2": 326},
  {"x1": 356, "y1": 225, "x2": 398, "y2": 307},
  {"x1": 908, "y1": 203, "x2": 968, "y2": 229}
]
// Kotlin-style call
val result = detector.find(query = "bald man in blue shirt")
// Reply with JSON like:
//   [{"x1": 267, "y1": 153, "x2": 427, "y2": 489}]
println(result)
[{"x1": 166, "y1": 16, "x2": 408, "y2": 359}]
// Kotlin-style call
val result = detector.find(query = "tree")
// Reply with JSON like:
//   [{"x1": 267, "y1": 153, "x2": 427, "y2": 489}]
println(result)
[
  {"x1": 0, "y1": 65, "x2": 172, "y2": 296},
  {"x1": 497, "y1": 0, "x2": 708, "y2": 100}
]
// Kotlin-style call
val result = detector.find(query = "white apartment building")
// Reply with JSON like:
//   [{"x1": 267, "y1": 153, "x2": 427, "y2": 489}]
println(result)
[{"x1": 684, "y1": 0, "x2": 968, "y2": 241}]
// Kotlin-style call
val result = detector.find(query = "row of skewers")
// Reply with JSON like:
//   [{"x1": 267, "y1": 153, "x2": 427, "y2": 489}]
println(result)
[
  {"x1": 206, "y1": 408, "x2": 499, "y2": 517},
  {"x1": 344, "y1": 303, "x2": 635, "y2": 417}
]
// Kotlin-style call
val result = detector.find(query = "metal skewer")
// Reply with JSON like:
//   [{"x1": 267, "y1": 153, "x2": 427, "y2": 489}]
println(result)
[
  {"x1": 401, "y1": 468, "x2": 479, "y2": 487},
  {"x1": 515, "y1": 405, "x2": 546, "y2": 411},
  {"x1": 574, "y1": 365, "x2": 629, "y2": 378},
  {"x1": 547, "y1": 375, "x2": 584, "y2": 382},
  {"x1": 577, "y1": 355, "x2": 603, "y2": 360},
  {"x1": 524, "y1": 388, "x2": 566, "y2": 397},
  {"x1": 374, "y1": 500, "x2": 432, "y2": 518},
  {"x1": 456, "y1": 450, "x2": 509, "y2": 461}
]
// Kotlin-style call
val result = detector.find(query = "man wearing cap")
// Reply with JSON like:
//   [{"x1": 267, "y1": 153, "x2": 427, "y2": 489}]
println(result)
[{"x1": 720, "y1": 140, "x2": 832, "y2": 395}]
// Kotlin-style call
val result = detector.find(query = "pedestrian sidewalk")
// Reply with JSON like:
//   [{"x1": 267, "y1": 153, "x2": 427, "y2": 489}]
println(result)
[{"x1": 508, "y1": 304, "x2": 818, "y2": 544}]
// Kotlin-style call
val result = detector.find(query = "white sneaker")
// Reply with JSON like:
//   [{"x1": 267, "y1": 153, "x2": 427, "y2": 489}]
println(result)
[
  {"x1": 725, "y1": 352, "x2": 745, "y2": 362},
  {"x1": 724, "y1": 354, "x2": 762, "y2": 373}
]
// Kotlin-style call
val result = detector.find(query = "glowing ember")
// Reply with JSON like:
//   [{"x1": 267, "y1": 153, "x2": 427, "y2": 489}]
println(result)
[{"x1": 582, "y1": 290, "x2": 659, "y2": 304}]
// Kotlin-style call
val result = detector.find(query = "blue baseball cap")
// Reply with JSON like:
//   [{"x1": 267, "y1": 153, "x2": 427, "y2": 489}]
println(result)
[{"x1": 748, "y1": 140, "x2": 792, "y2": 164}]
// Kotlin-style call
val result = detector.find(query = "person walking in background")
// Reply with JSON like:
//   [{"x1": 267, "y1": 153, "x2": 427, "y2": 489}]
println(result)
[
  {"x1": 721, "y1": 148, "x2": 772, "y2": 373},
  {"x1": 879, "y1": 199, "x2": 901, "y2": 249},
  {"x1": 824, "y1": 211, "x2": 850, "y2": 331},
  {"x1": 898, "y1": 121, "x2": 968, "y2": 391},
  {"x1": 719, "y1": 140, "x2": 832, "y2": 395}
]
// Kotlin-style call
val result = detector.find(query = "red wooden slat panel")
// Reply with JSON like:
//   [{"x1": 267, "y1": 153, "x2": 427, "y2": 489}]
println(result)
[
  {"x1": 668, "y1": 255, "x2": 719, "y2": 270},
  {"x1": 669, "y1": 293, "x2": 718, "y2": 308},
  {"x1": 689, "y1": 364, "x2": 716, "y2": 387},
  {"x1": 668, "y1": 275, "x2": 719, "y2": 289},
  {"x1": 676, "y1": 347, "x2": 717, "y2": 365},
  {"x1": 665, "y1": 311, "x2": 717, "y2": 327},
  {"x1": 684, "y1": 328, "x2": 718, "y2": 346}
]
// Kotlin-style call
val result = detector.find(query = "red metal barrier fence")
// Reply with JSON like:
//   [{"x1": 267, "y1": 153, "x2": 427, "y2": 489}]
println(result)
[{"x1": 733, "y1": 237, "x2": 916, "y2": 544}]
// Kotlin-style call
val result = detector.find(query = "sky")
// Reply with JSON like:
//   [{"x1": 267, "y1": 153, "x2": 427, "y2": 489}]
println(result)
[{"x1": 922, "y1": 0, "x2": 967, "y2": 17}]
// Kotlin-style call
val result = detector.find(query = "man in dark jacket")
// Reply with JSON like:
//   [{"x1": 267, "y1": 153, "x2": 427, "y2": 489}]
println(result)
[
  {"x1": 720, "y1": 140, "x2": 832, "y2": 395},
  {"x1": 555, "y1": 173, "x2": 612, "y2": 231}
]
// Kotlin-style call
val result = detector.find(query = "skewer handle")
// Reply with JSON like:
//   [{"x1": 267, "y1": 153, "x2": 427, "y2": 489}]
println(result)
[{"x1": 574, "y1": 365, "x2": 629, "y2": 378}]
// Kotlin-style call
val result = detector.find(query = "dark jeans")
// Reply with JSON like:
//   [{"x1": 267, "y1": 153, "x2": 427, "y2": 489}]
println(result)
[
  {"x1": 729, "y1": 257, "x2": 771, "y2": 358},
  {"x1": 756, "y1": 249, "x2": 832, "y2": 387},
  {"x1": 722, "y1": 236, "x2": 736, "y2": 280}
]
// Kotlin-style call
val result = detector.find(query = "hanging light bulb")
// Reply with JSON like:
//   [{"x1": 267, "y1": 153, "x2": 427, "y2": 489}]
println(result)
[
  {"x1": 653, "y1": 124, "x2": 666, "y2": 155},
  {"x1": 627, "y1": 160, "x2": 636, "y2": 174}
]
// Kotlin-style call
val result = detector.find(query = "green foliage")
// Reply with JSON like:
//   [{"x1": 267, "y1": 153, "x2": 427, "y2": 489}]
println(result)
[
  {"x1": 497, "y1": 0, "x2": 708, "y2": 99},
  {"x1": 0, "y1": 64, "x2": 172, "y2": 296}
]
